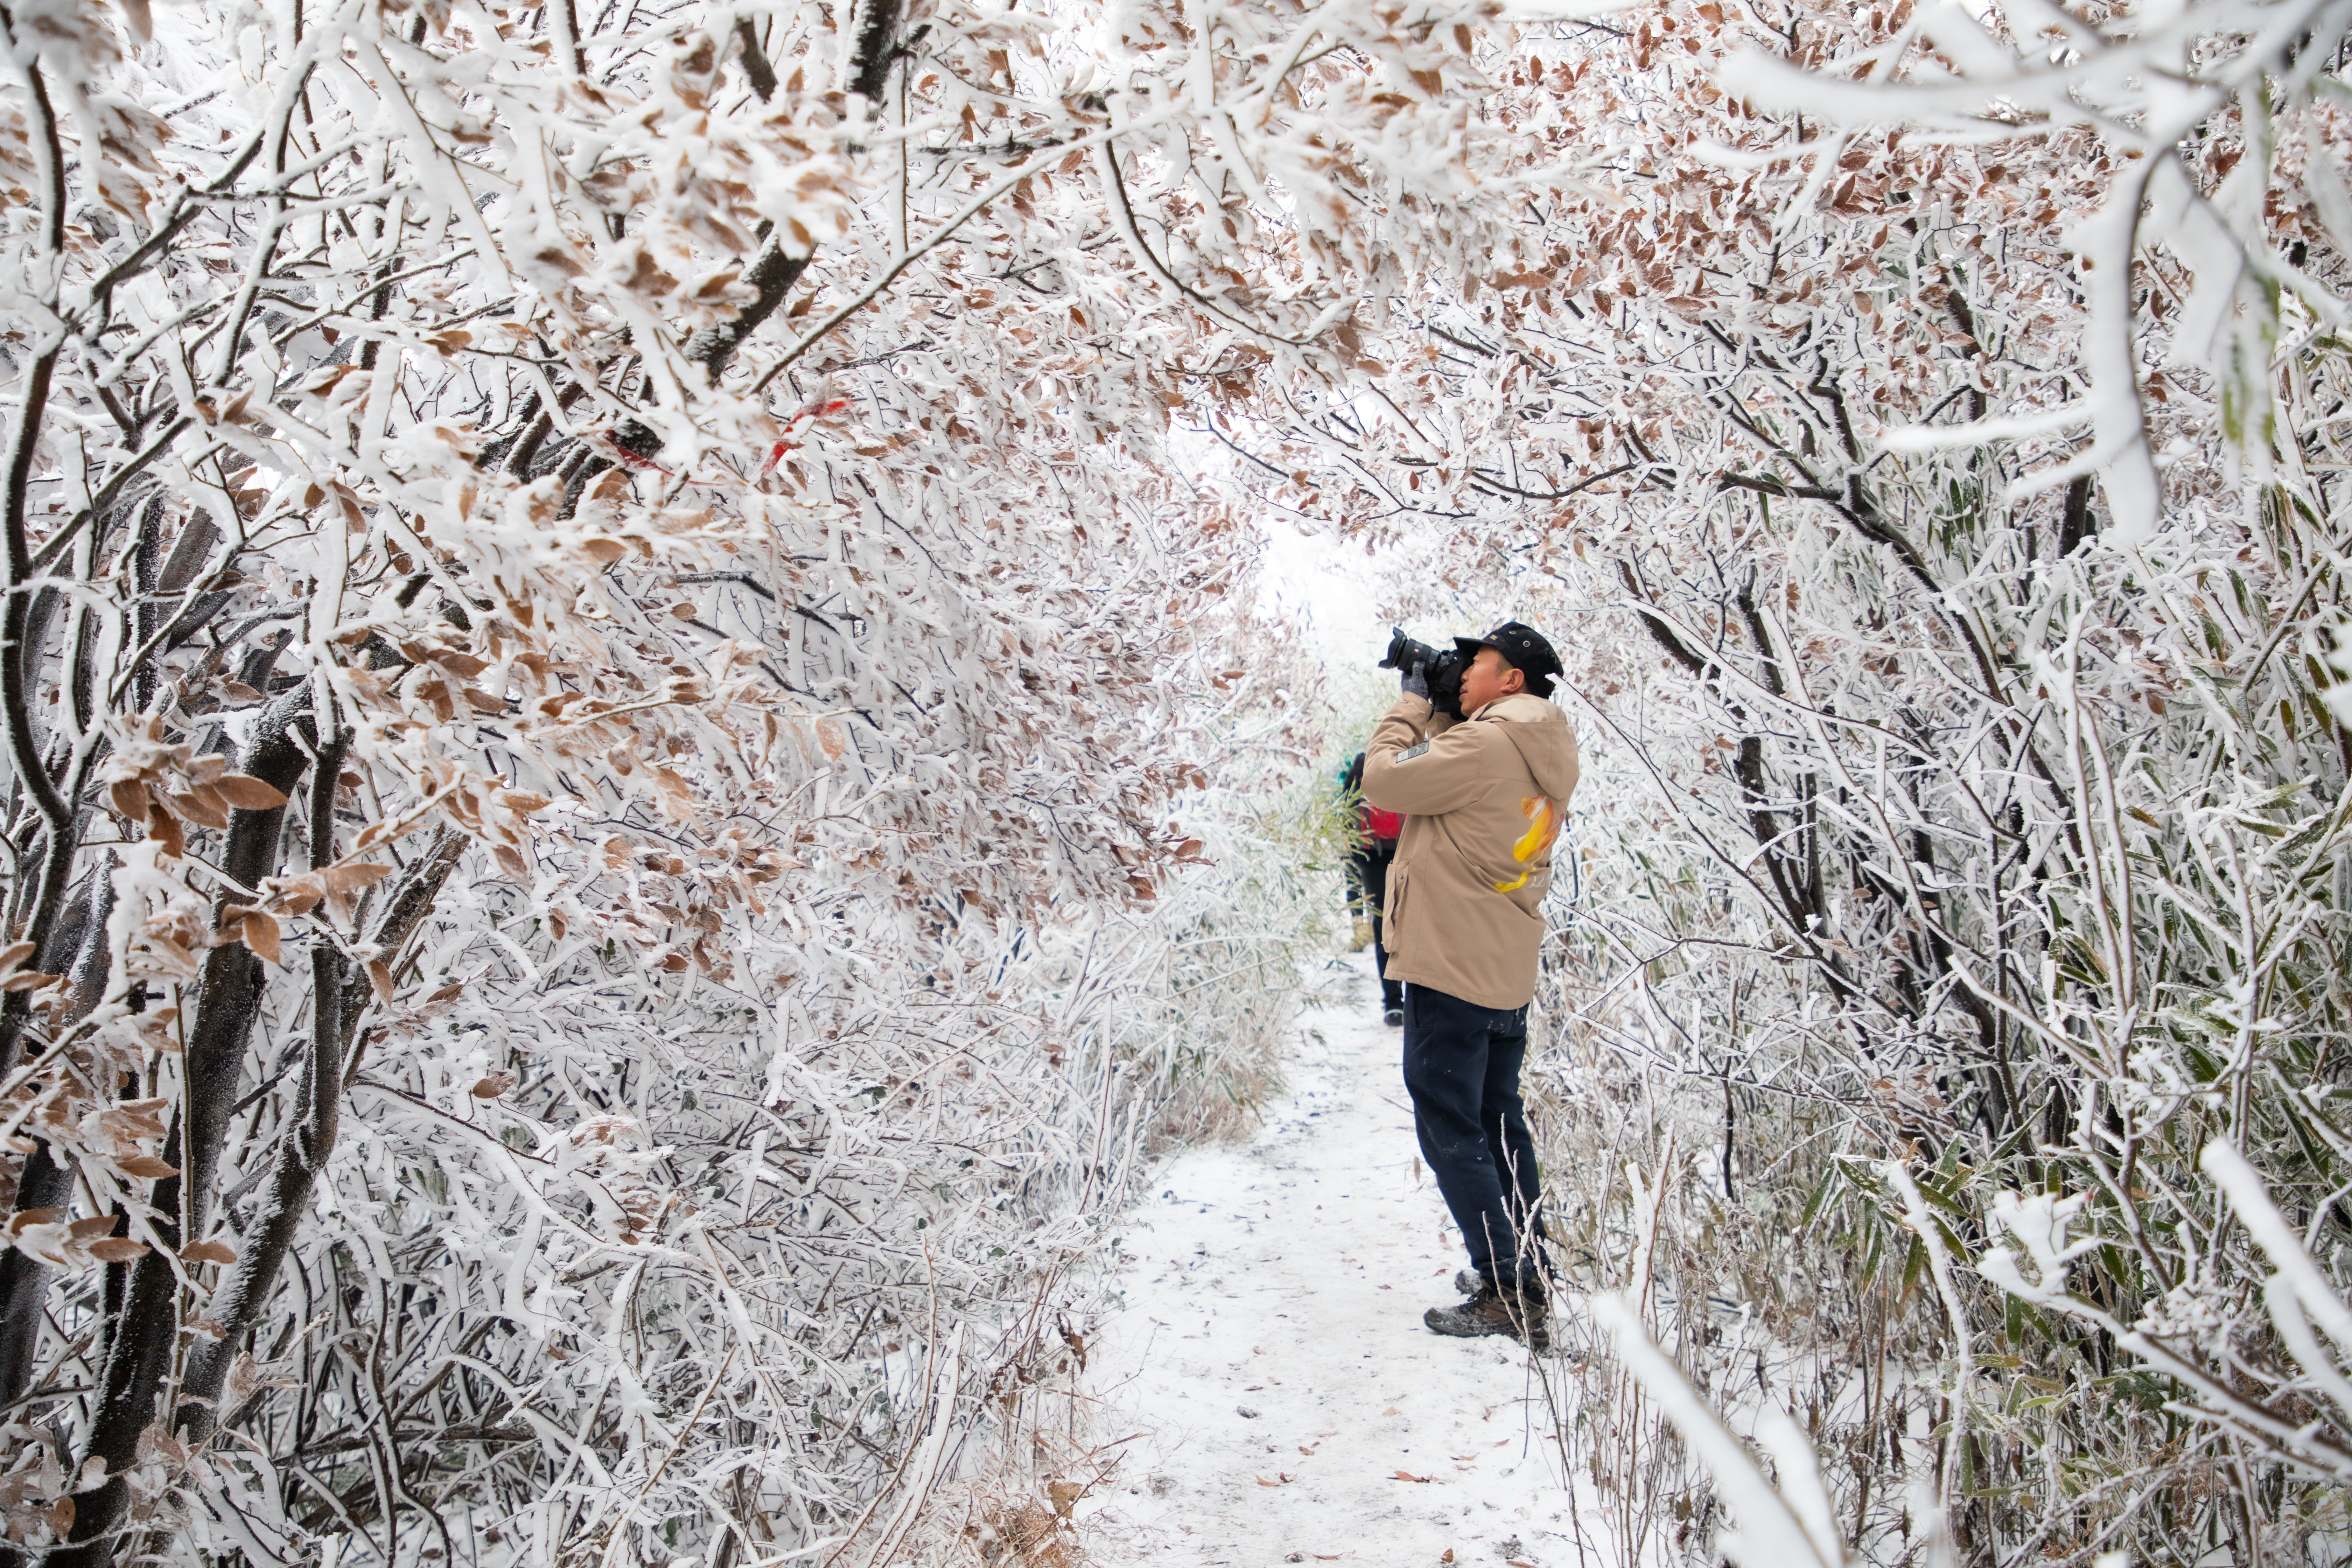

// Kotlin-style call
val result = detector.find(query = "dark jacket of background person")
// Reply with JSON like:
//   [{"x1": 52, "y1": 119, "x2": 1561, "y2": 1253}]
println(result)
[
  {"x1": 1340, "y1": 751, "x2": 1405, "y2": 1008},
  {"x1": 1339, "y1": 753, "x2": 1375, "y2": 917},
  {"x1": 1340, "y1": 753, "x2": 1404, "y2": 906},
  {"x1": 1362, "y1": 691, "x2": 1581, "y2": 1009}
]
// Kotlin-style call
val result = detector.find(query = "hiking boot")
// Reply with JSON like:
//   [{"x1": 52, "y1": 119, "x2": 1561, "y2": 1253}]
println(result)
[
  {"x1": 1424, "y1": 1280, "x2": 1548, "y2": 1351},
  {"x1": 1458, "y1": 1268, "x2": 1563, "y2": 1298}
]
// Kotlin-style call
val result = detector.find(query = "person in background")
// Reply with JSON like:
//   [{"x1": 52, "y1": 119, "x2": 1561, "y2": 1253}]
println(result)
[
  {"x1": 1362, "y1": 622, "x2": 1579, "y2": 1350},
  {"x1": 1339, "y1": 753, "x2": 1374, "y2": 952},
  {"x1": 1340, "y1": 751, "x2": 1407, "y2": 1023}
]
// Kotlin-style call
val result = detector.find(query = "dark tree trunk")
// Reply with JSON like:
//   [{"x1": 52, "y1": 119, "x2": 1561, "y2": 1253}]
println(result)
[{"x1": 58, "y1": 687, "x2": 317, "y2": 1568}]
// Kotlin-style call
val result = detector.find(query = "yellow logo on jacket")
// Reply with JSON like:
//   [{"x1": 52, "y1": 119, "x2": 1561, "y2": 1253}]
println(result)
[{"x1": 1492, "y1": 796, "x2": 1562, "y2": 893}]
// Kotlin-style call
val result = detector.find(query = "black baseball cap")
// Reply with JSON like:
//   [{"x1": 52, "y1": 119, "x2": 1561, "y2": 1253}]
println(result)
[{"x1": 1454, "y1": 621, "x2": 1562, "y2": 696}]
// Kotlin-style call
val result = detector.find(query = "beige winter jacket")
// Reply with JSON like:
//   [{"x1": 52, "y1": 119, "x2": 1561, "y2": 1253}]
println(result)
[{"x1": 1362, "y1": 692, "x2": 1581, "y2": 1010}]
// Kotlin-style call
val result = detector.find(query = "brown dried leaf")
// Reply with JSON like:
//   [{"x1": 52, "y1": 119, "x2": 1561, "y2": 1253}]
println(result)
[
  {"x1": 239, "y1": 911, "x2": 282, "y2": 965},
  {"x1": 169, "y1": 789, "x2": 228, "y2": 830},
  {"x1": 117, "y1": 1155, "x2": 180, "y2": 1180},
  {"x1": 147, "y1": 802, "x2": 185, "y2": 859},
  {"x1": 471, "y1": 1072, "x2": 514, "y2": 1099},
  {"x1": 268, "y1": 884, "x2": 324, "y2": 918},
  {"x1": 137, "y1": 932, "x2": 198, "y2": 981},
  {"x1": 214, "y1": 773, "x2": 291, "y2": 810},
  {"x1": 366, "y1": 960, "x2": 395, "y2": 1001},
  {"x1": 305, "y1": 363, "x2": 356, "y2": 399},
  {"x1": 0, "y1": 939, "x2": 31, "y2": 976},
  {"x1": 87, "y1": 1238, "x2": 147, "y2": 1264},
  {"x1": 180, "y1": 1238, "x2": 238, "y2": 1266},
  {"x1": 110, "y1": 777, "x2": 151, "y2": 822},
  {"x1": 322, "y1": 862, "x2": 395, "y2": 895},
  {"x1": 356, "y1": 816, "x2": 428, "y2": 851}
]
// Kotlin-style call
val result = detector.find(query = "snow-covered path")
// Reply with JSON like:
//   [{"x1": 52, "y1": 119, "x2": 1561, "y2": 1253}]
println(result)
[{"x1": 1074, "y1": 952, "x2": 1582, "y2": 1567}]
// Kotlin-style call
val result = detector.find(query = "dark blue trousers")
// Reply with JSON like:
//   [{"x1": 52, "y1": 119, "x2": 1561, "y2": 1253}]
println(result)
[{"x1": 1402, "y1": 984, "x2": 1549, "y2": 1288}]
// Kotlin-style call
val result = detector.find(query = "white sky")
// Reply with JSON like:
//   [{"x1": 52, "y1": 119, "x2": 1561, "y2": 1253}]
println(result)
[{"x1": 1257, "y1": 517, "x2": 1381, "y2": 667}]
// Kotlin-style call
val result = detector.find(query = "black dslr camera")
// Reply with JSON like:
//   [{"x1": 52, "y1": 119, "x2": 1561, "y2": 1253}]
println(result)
[{"x1": 1379, "y1": 627, "x2": 1469, "y2": 721}]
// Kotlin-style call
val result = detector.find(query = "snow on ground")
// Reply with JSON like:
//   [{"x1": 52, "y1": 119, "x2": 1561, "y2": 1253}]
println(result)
[{"x1": 1074, "y1": 951, "x2": 1581, "y2": 1567}]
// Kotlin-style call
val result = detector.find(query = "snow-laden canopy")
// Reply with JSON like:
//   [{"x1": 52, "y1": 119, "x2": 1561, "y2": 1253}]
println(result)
[{"x1": 3, "y1": 0, "x2": 2352, "y2": 1561}]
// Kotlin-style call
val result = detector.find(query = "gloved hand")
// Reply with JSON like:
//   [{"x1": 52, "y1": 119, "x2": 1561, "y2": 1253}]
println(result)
[{"x1": 1401, "y1": 658, "x2": 1431, "y2": 701}]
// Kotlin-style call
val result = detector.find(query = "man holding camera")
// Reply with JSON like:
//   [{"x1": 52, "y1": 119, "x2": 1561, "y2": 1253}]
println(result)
[{"x1": 1363, "y1": 622, "x2": 1579, "y2": 1350}]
